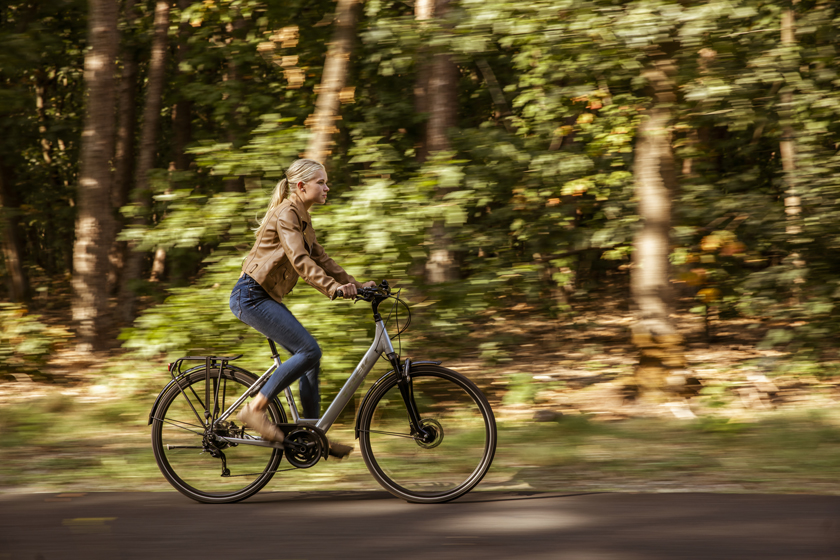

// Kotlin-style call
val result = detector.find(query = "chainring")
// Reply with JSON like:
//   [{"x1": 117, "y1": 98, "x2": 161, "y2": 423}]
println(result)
[{"x1": 284, "y1": 428, "x2": 324, "y2": 468}]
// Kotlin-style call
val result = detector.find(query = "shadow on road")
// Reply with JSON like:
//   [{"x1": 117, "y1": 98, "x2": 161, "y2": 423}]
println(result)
[{"x1": 2, "y1": 491, "x2": 840, "y2": 559}]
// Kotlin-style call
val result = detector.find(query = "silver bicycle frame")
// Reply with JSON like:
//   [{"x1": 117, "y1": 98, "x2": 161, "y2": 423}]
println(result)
[{"x1": 215, "y1": 319, "x2": 396, "y2": 436}]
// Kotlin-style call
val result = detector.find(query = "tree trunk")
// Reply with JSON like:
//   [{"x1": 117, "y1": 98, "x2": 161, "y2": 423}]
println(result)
[
  {"x1": 630, "y1": 59, "x2": 685, "y2": 396},
  {"x1": 0, "y1": 162, "x2": 30, "y2": 303},
  {"x1": 118, "y1": 0, "x2": 170, "y2": 323},
  {"x1": 34, "y1": 78, "x2": 53, "y2": 165},
  {"x1": 173, "y1": 0, "x2": 193, "y2": 173},
  {"x1": 780, "y1": 7, "x2": 800, "y2": 236},
  {"x1": 416, "y1": 0, "x2": 457, "y2": 158},
  {"x1": 304, "y1": 0, "x2": 359, "y2": 164},
  {"x1": 426, "y1": 35, "x2": 457, "y2": 154},
  {"x1": 414, "y1": 0, "x2": 432, "y2": 160},
  {"x1": 35, "y1": 73, "x2": 64, "y2": 277},
  {"x1": 149, "y1": 245, "x2": 166, "y2": 281},
  {"x1": 109, "y1": 0, "x2": 139, "y2": 295},
  {"x1": 156, "y1": 2, "x2": 195, "y2": 286},
  {"x1": 418, "y1": 0, "x2": 459, "y2": 284},
  {"x1": 149, "y1": 0, "x2": 196, "y2": 284},
  {"x1": 72, "y1": 0, "x2": 120, "y2": 351}
]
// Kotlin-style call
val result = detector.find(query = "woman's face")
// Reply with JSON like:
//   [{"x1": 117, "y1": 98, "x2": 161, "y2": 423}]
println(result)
[{"x1": 298, "y1": 168, "x2": 329, "y2": 207}]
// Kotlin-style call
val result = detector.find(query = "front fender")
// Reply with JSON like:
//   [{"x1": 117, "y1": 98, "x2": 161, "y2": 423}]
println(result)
[{"x1": 353, "y1": 360, "x2": 441, "y2": 439}]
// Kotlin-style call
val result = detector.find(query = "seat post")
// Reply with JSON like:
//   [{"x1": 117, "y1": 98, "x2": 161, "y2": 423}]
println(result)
[{"x1": 267, "y1": 338, "x2": 279, "y2": 359}]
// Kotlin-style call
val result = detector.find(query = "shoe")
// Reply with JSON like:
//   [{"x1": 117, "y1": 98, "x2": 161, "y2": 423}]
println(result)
[
  {"x1": 328, "y1": 441, "x2": 354, "y2": 460},
  {"x1": 237, "y1": 402, "x2": 285, "y2": 444}
]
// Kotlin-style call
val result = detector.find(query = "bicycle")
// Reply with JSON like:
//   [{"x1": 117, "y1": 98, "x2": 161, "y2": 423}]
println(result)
[{"x1": 148, "y1": 280, "x2": 497, "y2": 504}]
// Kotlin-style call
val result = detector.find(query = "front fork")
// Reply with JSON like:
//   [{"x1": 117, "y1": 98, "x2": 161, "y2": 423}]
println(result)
[{"x1": 387, "y1": 355, "x2": 433, "y2": 444}]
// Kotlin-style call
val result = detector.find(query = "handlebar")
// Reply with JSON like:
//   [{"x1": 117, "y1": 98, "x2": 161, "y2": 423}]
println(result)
[
  {"x1": 332, "y1": 279, "x2": 411, "y2": 337},
  {"x1": 332, "y1": 280, "x2": 391, "y2": 302}
]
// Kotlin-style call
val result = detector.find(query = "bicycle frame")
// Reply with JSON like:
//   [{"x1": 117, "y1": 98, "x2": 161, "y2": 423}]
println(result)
[{"x1": 214, "y1": 318, "x2": 397, "y2": 436}]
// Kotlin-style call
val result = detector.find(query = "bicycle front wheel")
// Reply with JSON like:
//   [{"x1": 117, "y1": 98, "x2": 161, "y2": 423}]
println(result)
[
  {"x1": 151, "y1": 367, "x2": 285, "y2": 503},
  {"x1": 358, "y1": 364, "x2": 497, "y2": 503}
]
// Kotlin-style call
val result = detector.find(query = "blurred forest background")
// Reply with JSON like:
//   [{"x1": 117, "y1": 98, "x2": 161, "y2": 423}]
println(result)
[{"x1": 4, "y1": 0, "x2": 840, "y2": 493}]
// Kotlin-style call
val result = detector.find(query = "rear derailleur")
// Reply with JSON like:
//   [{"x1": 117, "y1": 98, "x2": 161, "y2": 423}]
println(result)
[{"x1": 201, "y1": 421, "x2": 240, "y2": 477}]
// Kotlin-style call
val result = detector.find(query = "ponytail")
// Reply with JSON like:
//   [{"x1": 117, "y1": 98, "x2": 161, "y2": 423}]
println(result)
[{"x1": 276, "y1": 177, "x2": 289, "y2": 202}]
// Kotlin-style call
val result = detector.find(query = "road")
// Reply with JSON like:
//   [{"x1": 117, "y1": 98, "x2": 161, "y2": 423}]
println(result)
[{"x1": 2, "y1": 491, "x2": 840, "y2": 559}]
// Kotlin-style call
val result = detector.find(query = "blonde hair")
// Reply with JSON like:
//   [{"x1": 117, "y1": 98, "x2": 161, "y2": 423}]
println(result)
[{"x1": 255, "y1": 158, "x2": 324, "y2": 237}]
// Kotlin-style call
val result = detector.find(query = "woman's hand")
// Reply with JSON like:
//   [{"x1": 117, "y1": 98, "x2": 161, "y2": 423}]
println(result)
[
  {"x1": 337, "y1": 283, "x2": 358, "y2": 299},
  {"x1": 336, "y1": 281, "x2": 376, "y2": 299}
]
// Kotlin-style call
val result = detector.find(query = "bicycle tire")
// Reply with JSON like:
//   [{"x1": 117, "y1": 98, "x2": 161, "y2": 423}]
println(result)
[
  {"x1": 151, "y1": 366, "x2": 285, "y2": 503},
  {"x1": 358, "y1": 364, "x2": 497, "y2": 503}
]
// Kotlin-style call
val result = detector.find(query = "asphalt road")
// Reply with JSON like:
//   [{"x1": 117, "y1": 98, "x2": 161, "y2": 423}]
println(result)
[{"x1": 2, "y1": 491, "x2": 840, "y2": 559}]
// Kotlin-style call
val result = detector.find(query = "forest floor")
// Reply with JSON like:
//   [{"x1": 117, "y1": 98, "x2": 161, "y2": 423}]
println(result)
[{"x1": 3, "y1": 282, "x2": 840, "y2": 496}]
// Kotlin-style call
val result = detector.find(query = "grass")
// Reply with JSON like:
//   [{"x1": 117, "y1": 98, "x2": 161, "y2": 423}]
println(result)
[
  {"x1": 4, "y1": 386, "x2": 840, "y2": 496},
  {"x1": 488, "y1": 412, "x2": 840, "y2": 493}
]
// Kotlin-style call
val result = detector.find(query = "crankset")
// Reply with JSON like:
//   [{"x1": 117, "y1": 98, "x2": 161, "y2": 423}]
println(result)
[{"x1": 283, "y1": 428, "x2": 325, "y2": 469}]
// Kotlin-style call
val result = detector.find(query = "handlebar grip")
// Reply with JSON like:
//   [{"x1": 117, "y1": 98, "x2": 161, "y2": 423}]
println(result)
[{"x1": 333, "y1": 289, "x2": 344, "y2": 300}]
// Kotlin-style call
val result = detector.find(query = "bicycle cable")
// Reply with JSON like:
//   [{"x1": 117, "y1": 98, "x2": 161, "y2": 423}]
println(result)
[
  {"x1": 354, "y1": 285, "x2": 412, "y2": 362},
  {"x1": 383, "y1": 291, "x2": 412, "y2": 338},
  {"x1": 379, "y1": 289, "x2": 412, "y2": 359}
]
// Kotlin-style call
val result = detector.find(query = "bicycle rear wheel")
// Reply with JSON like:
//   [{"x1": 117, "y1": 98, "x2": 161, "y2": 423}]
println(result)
[
  {"x1": 358, "y1": 364, "x2": 496, "y2": 503},
  {"x1": 151, "y1": 367, "x2": 285, "y2": 503}
]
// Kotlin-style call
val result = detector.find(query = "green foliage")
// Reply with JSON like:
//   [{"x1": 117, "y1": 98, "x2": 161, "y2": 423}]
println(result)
[
  {"x1": 0, "y1": 304, "x2": 70, "y2": 380},
  {"x1": 114, "y1": 0, "x2": 840, "y2": 379},
  {"x1": 0, "y1": 0, "x2": 86, "y2": 278},
  {"x1": 4, "y1": 0, "x2": 840, "y2": 383},
  {"x1": 502, "y1": 373, "x2": 540, "y2": 406},
  {"x1": 697, "y1": 416, "x2": 750, "y2": 435}
]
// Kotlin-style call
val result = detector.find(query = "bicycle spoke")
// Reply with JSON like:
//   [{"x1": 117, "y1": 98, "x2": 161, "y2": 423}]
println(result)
[
  {"x1": 156, "y1": 417, "x2": 206, "y2": 436},
  {"x1": 359, "y1": 366, "x2": 496, "y2": 503},
  {"x1": 172, "y1": 378, "x2": 207, "y2": 426},
  {"x1": 224, "y1": 466, "x2": 297, "y2": 478},
  {"x1": 358, "y1": 429, "x2": 417, "y2": 440},
  {"x1": 152, "y1": 368, "x2": 285, "y2": 503}
]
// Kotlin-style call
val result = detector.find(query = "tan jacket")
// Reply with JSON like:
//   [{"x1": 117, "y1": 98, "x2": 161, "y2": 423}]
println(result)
[{"x1": 240, "y1": 193, "x2": 360, "y2": 303}]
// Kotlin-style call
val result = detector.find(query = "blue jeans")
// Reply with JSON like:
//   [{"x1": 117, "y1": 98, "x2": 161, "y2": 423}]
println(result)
[{"x1": 229, "y1": 274, "x2": 321, "y2": 418}]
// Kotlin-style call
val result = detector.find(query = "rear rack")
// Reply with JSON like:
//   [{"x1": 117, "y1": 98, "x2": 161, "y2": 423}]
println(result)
[
  {"x1": 168, "y1": 354, "x2": 243, "y2": 377},
  {"x1": 166, "y1": 354, "x2": 244, "y2": 424}
]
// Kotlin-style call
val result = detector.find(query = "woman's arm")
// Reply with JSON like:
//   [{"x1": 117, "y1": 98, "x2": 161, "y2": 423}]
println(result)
[
  {"x1": 311, "y1": 240, "x2": 362, "y2": 288},
  {"x1": 277, "y1": 207, "x2": 344, "y2": 298}
]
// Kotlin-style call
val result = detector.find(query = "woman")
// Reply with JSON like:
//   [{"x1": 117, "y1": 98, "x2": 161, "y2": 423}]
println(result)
[{"x1": 229, "y1": 158, "x2": 374, "y2": 456}]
